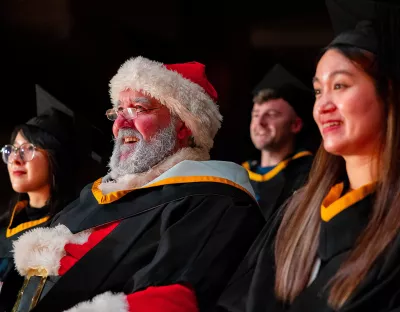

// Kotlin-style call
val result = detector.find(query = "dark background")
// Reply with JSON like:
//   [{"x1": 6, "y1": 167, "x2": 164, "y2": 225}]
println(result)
[{"x1": 0, "y1": 0, "x2": 332, "y2": 207}]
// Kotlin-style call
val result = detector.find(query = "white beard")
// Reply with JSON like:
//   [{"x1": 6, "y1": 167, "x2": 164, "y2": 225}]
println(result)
[
  {"x1": 108, "y1": 121, "x2": 177, "y2": 179},
  {"x1": 99, "y1": 147, "x2": 210, "y2": 194},
  {"x1": 100, "y1": 119, "x2": 211, "y2": 194}
]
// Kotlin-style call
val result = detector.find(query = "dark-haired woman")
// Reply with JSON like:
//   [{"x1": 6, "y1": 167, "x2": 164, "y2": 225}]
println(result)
[
  {"x1": 215, "y1": 1, "x2": 400, "y2": 311},
  {"x1": 0, "y1": 109, "x2": 79, "y2": 309}
]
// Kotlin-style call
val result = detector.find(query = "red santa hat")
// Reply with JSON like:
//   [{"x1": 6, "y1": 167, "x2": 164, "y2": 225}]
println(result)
[{"x1": 109, "y1": 56, "x2": 222, "y2": 151}]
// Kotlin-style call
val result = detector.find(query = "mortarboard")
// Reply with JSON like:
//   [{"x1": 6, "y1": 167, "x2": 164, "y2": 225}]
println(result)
[
  {"x1": 326, "y1": 0, "x2": 377, "y2": 52},
  {"x1": 26, "y1": 85, "x2": 75, "y2": 146},
  {"x1": 326, "y1": 0, "x2": 400, "y2": 81},
  {"x1": 252, "y1": 64, "x2": 314, "y2": 122},
  {"x1": 26, "y1": 85, "x2": 105, "y2": 164}
]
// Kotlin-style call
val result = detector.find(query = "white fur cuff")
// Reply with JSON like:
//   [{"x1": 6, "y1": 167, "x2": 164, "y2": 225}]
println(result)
[
  {"x1": 63, "y1": 292, "x2": 129, "y2": 312},
  {"x1": 13, "y1": 225, "x2": 91, "y2": 276}
]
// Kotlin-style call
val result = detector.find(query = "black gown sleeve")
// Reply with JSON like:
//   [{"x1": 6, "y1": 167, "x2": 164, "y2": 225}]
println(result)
[
  {"x1": 214, "y1": 223, "x2": 282, "y2": 312},
  {"x1": 124, "y1": 194, "x2": 265, "y2": 311},
  {"x1": 341, "y1": 237, "x2": 400, "y2": 312}
]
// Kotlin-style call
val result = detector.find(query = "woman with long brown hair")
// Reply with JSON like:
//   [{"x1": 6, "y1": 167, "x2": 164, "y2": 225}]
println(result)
[{"x1": 215, "y1": 1, "x2": 400, "y2": 311}]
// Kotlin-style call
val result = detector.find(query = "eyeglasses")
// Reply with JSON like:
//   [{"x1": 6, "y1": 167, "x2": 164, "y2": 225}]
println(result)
[
  {"x1": 105, "y1": 106, "x2": 162, "y2": 121},
  {"x1": 1, "y1": 143, "x2": 41, "y2": 164}
]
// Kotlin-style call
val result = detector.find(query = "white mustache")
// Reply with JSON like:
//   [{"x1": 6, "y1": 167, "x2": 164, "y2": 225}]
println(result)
[{"x1": 107, "y1": 122, "x2": 177, "y2": 177}]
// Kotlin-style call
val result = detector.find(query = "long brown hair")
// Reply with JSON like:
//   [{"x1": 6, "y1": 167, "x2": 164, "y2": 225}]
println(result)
[{"x1": 274, "y1": 44, "x2": 400, "y2": 309}]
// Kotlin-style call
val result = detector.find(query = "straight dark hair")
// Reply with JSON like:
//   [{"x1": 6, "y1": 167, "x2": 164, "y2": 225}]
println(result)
[{"x1": 0, "y1": 124, "x2": 78, "y2": 226}]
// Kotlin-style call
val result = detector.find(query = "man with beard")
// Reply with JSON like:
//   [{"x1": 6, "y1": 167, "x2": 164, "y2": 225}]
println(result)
[
  {"x1": 243, "y1": 64, "x2": 315, "y2": 221},
  {"x1": 7, "y1": 57, "x2": 264, "y2": 312}
]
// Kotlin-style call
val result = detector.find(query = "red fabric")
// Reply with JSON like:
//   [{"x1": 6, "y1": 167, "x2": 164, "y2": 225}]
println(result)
[
  {"x1": 58, "y1": 221, "x2": 120, "y2": 275},
  {"x1": 164, "y1": 62, "x2": 218, "y2": 103},
  {"x1": 58, "y1": 222, "x2": 199, "y2": 311},
  {"x1": 126, "y1": 284, "x2": 199, "y2": 312}
]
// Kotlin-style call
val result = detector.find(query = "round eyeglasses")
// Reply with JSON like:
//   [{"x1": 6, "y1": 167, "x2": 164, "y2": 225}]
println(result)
[
  {"x1": 1, "y1": 143, "x2": 40, "y2": 164},
  {"x1": 105, "y1": 106, "x2": 161, "y2": 121}
]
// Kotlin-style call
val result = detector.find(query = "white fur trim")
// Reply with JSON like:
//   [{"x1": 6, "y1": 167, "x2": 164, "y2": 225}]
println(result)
[
  {"x1": 109, "y1": 56, "x2": 222, "y2": 151},
  {"x1": 13, "y1": 225, "x2": 91, "y2": 276},
  {"x1": 99, "y1": 147, "x2": 209, "y2": 194},
  {"x1": 63, "y1": 292, "x2": 128, "y2": 312}
]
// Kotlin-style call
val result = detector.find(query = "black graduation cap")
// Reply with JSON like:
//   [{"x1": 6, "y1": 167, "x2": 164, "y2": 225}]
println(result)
[
  {"x1": 26, "y1": 85, "x2": 104, "y2": 164},
  {"x1": 326, "y1": 0, "x2": 377, "y2": 52},
  {"x1": 326, "y1": 0, "x2": 400, "y2": 80},
  {"x1": 26, "y1": 85, "x2": 75, "y2": 146},
  {"x1": 252, "y1": 64, "x2": 314, "y2": 122}
]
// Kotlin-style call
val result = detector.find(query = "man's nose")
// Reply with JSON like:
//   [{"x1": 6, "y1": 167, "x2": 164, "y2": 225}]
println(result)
[
  {"x1": 257, "y1": 117, "x2": 268, "y2": 127},
  {"x1": 112, "y1": 115, "x2": 136, "y2": 138}
]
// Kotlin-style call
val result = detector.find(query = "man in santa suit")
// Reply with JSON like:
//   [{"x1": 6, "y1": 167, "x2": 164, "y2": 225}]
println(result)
[{"x1": 5, "y1": 57, "x2": 265, "y2": 312}]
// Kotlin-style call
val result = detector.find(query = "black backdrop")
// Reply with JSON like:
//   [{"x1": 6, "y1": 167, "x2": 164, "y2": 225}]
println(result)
[{"x1": 0, "y1": 0, "x2": 330, "y2": 208}]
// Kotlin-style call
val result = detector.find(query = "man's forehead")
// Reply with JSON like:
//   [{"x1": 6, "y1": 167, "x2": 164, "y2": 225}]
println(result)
[
  {"x1": 117, "y1": 90, "x2": 154, "y2": 106},
  {"x1": 253, "y1": 98, "x2": 292, "y2": 111},
  {"x1": 117, "y1": 98, "x2": 150, "y2": 107}
]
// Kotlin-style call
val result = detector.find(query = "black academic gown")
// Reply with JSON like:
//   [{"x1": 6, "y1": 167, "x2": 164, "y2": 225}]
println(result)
[
  {"x1": 216, "y1": 185, "x2": 400, "y2": 312},
  {"x1": 243, "y1": 151, "x2": 313, "y2": 221},
  {"x1": 8, "y1": 171, "x2": 265, "y2": 312},
  {"x1": 0, "y1": 202, "x2": 51, "y2": 310}
]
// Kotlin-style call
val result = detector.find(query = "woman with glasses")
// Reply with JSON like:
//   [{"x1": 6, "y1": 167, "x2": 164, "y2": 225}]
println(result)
[{"x1": 0, "y1": 108, "x2": 78, "y2": 308}]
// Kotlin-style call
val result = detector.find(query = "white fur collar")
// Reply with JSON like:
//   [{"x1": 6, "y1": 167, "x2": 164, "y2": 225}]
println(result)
[{"x1": 99, "y1": 147, "x2": 209, "y2": 195}]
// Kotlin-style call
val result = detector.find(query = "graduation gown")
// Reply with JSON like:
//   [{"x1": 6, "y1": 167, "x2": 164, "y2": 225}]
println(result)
[
  {"x1": 9, "y1": 160, "x2": 265, "y2": 312},
  {"x1": 0, "y1": 202, "x2": 51, "y2": 311},
  {"x1": 216, "y1": 182, "x2": 400, "y2": 312},
  {"x1": 242, "y1": 151, "x2": 313, "y2": 221},
  {"x1": 0, "y1": 202, "x2": 51, "y2": 263}
]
